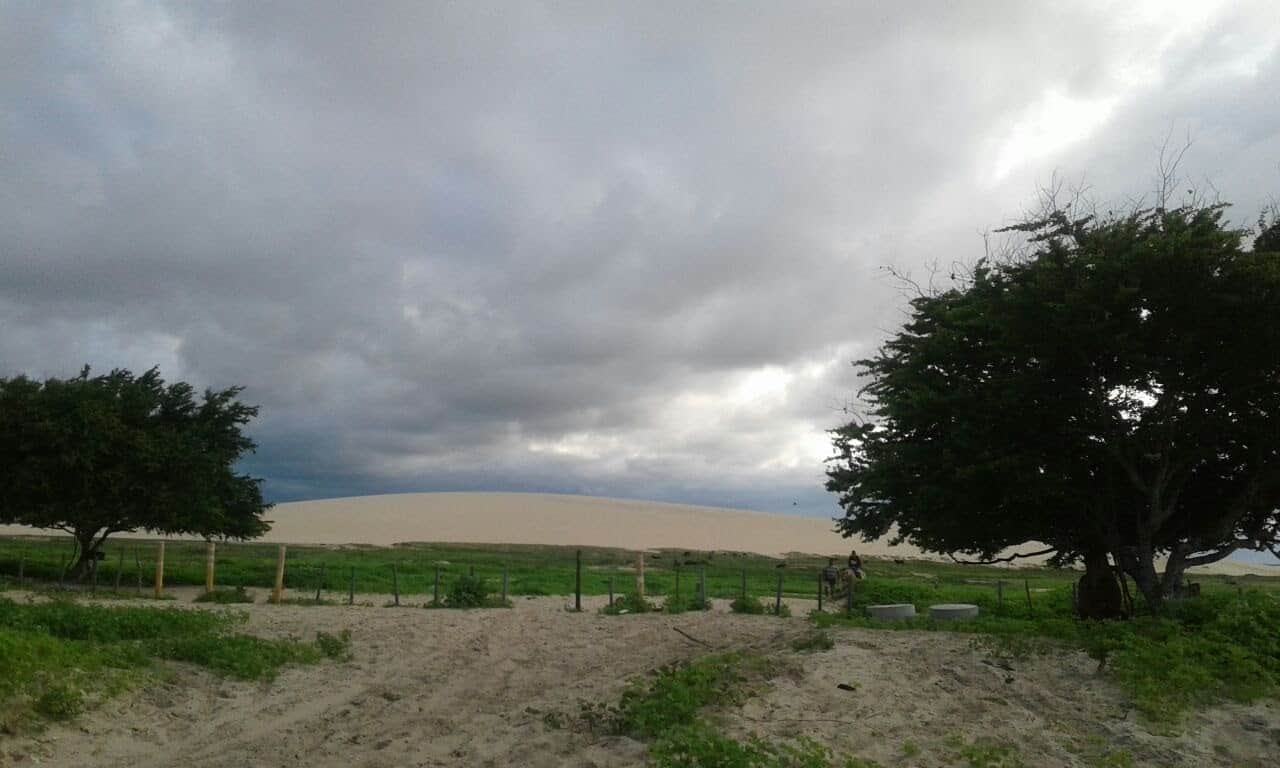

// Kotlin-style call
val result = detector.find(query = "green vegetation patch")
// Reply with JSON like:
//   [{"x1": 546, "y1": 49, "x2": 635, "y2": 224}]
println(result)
[
  {"x1": 814, "y1": 590, "x2": 1280, "y2": 723},
  {"x1": 567, "y1": 652, "x2": 880, "y2": 767},
  {"x1": 194, "y1": 586, "x2": 256, "y2": 604},
  {"x1": 600, "y1": 592, "x2": 658, "y2": 615},
  {"x1": 0, "y1": 597, "x2": 348, "y2": 732}
]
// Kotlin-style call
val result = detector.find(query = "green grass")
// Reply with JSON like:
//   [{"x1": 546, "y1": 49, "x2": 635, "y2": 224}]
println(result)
[
  {"x1": 0, "y1": 596, "x2": 349, "y2": 732},
  {"x1": 814, "y1": 590, "x2": 1280, "y2": 724},
  {"x1": 791, "y1": 630, "x2": 834, "y2": 653},
  {"x1": 600, "y1": 591, "x2": 658, "y2": 615},
  {"x1": 573, "y1": 652, "x2": 882, "y2": 767},
  {"x1": 193, "y1": 586, "x2": 256, "y2": 604},
  {"x1": 6, "y1": 533, "x2": 1189, "y2": 607}
]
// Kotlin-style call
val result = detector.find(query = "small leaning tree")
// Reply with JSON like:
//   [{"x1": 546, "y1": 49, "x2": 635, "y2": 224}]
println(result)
[
  {"x1": 0, "y1": 366, "x2": 271, "y2": 578},
  {"x1": 826, "y1": 201, "x2": 1280, "y2": 616}
]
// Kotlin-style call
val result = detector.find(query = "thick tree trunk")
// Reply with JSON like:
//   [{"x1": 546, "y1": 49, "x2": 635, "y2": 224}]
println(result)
[
  {"x1": 67, "y1": 530, "x2": 105, "y2": 581},
  {"x1": 1076, "y1": 548, "x2": 1127, "y2": 620},
  {"x1": 1127, "y1": 542, "x2": 1165, "y2": 615}
]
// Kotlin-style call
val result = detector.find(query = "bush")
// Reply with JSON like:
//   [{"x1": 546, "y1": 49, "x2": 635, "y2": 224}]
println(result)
[
  {"x1": 600, "y1": 592, "x2": 656, "y2": 615},
  {"x1": 34, "y1": 683, "x2": 84, "y2": 721},
  {"x1": 314, "y1": 630, "x2": 353, "y2": 661},
  {"x1": 730, "y1": 596, "x2": 766, "y2": 615},
  {"x1": 792, "y1": 631, "x2": 834, "y2": 653},
  {"x1": 447, "y1": 574, "x2": 490, "y2": 608}
]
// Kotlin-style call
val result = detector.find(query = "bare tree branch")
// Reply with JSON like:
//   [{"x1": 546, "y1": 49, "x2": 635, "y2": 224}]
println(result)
[{"x1": 948, "y1": 546, "x2": 1057, "y2": 565}]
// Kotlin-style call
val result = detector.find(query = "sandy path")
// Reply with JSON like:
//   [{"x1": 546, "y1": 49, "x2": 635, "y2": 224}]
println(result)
[{"x1": 3, "y1": 594, "x2": 1277, "y2": 768}]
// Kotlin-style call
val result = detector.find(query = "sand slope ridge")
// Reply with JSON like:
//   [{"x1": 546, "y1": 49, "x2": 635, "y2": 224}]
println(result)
[{"x1": 260, "y1": 492, "x2": 922, "y2": 559}]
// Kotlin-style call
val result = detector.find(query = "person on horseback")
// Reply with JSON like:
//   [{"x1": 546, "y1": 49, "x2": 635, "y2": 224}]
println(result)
[{"x1": 847, "y1": 549, "x2": 865, "y2": 581}]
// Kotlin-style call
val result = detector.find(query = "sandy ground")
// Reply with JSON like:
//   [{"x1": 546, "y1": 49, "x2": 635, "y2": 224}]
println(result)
[
  {"x1": 2, "y1": 589, "x2": 1276, "y2": 768},
  {"x1": 4, "y1": 492, "x2": 1273, "y2": 575}
]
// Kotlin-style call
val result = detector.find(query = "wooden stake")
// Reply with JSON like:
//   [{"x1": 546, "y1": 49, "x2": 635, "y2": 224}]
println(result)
[
  {"x1": 391, "y1": 563, "x2": 400, "y2": 606},
  {"x1": 741, "y1": 569, "x2": 747, "y2": 599},
  {"x1": 997, "y1": 580, "x2": 1004, "y2": 610},
  {"x1": 204, "y1": 541, "x2": 216, "y2": 594},
  {"x1": 636, "y1": 552, "x2": 645, "y2": 599},
  {"x1": 817, "y1": 571, "x2": 823, "y2": 611},
  {"x1": 349, "y1": 566, "x2": 356, "y2": 605},
  {"x1": 91, "y1": 557, "x2": 99, "y2": 594},
  {"x1": 1024, "y1": 579, "x2": 1033, "y2": 613},
  {"x1": 153, "y1": 541, "x2": 166, "y2": 599},
  {"x1": 775, "y1": 572, "x2": 783, "y2": 614},
  {"x1": 134, "y1": 549, "x2": 142, "y2": 595},
  {"x1": 574, "y1": 550, "x2": 582, "y2": 612},
  {"x1": 316, "y1": 563, "x2": 327, "y2": 604},
  {"x1": 17, "y1": 553, "x2": 24, "y2": 587},
  {"x1": 608, "y1": 576, "x2": 614, "y2": 607},
  {"x1": 114, "y1": 549, "x2": 124, "y2": 591},
  {"x1": 272, "y1": 545, "x2": 287, "y2": 604},
  {"x1": 433, "y1": 566, "x2": 442, "y2": 605},
  {"x1": 698, "y1": 566, "x2": 706, "y2": 608},
  {"x1": 502, "y1": 562, "x2": 509, "y2": 603},
  {"x1": 674, "y1": 564, "x2": 681, "y2": 605}
]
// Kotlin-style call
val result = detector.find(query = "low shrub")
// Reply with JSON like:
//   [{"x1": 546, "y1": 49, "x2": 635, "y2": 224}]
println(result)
[
  {"x1": 792, "y1": 631, "x2": 834, "y2": 652},
  {"x1": 730, "y1": 596, "x2": 766, "y2": 615},
  {"x1": 600, "y1": 592, "x2": 657, "y2": 615},
  {"x1": 194, "y1": 586, "x2": 255, "y2": 604}
]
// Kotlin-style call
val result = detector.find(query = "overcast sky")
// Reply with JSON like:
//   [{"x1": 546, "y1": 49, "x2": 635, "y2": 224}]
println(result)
[{"x1": 3, "y1": 2, "x2": 1279, "y2": 535}]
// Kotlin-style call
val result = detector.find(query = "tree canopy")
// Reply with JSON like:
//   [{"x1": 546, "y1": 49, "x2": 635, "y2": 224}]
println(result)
[
  {"x1": 0, "y1": 367, "x2": 270, "y2": 576},
  {"x1": 826, "y1": 201, "x2": 1280, "y2": 612}
]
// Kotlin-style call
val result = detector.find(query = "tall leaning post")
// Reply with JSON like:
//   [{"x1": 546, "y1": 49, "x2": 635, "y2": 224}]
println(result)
[
  {"x1": 204, "y1": 541, "x2": 216, "y2": 594},
  {"x1": 817, "y1": 570, "x2": 823, "y2": 611},
  {"x1": 636, "y1": 552, "x2": 645, "y2": 599},
  {"x1": 153, "y1": 541, "x2": 166, "y2": 600},
  {"x1": 574, "y1": 549, "x2": 583, "y2": 612},
  {"x1": 272, "y1": 544, "x2": 287, "y2": 604},
  {"x1": 774, "y1": 571, "x2": 783, "y2": 614}
]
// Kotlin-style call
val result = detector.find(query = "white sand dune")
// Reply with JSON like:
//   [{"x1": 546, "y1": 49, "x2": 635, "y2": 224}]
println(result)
[
  {"x1": 262, "y1": 492, "x2": 901, "y2": 558},
  {"x1": 3, "y1": 491, "x2": 1275, "y2": 574}
]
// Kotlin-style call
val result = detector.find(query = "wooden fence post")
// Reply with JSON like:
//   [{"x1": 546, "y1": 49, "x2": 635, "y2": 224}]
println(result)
[
  {"x1": 636, "y1": 552, "x2": 645, "y2": 599},
  {"x1": 91, "y1": 557, "x2": 99, "y2": 594},
  {"x1": 775, "y1": 572, "x2": 783, "y2": 614},
  {"x1": 391, "y1": 563, "x2": 400, "y2": 606},
  {"x1": 997, "y1": 580, "x2": 1004, "y2": 610},
  {"x1": 316, "y1": 563, "x2": 327, "y2": 604},
  {"x1": 817, "y1": 571, "x2": 823, "y2": 611},
  {"x1": 502, "y1": 562, "x2": 509, "y2": 603},
  {"x1": 154, "y1": 541, "x2": 166, "y2": 599},
  {"x1": 134, "y1": 549, "x2": 143, "y2": 595},
  {"x1": 1024, "y1": 579, "x2": 1033, "y2": 613},
  {"x1": 17, "y1": 552, "x2": 24, "y2": 587},
  {"x1": 205, "y1": 541, "x2": 216, "y2": 594},
  {"x1": 272, "y1": 545, "x2": 287, "y2": 604},
  {"x1": 698, "y1": 566, "x2": 706, "y2": 608},
  {"x1": 114, "y1": 549, "x2": 124, "y2": 591},
  {"x1": 574, "y1": 550, "x2": 582, "y2": 612},
  {"x1": 608, "y1": 576, "x2": 614, "y2": 607},
  {"x1": 674, "y1": 564, "x2": 681, "y2": 605},
  {"x1": 741, "y1": 570, "x2": 747, "y2": 600},
  {"x1": 349, "y1": 566, "x2": 356, "y2": 605},
  {"x1": 433, "y1": 566, "x2": 442, "y2": 605}
]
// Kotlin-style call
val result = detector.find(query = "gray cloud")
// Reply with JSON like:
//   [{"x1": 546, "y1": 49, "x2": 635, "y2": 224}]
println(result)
[{"x1": 3, "y1": 1, "x2": 1278, "y2": 527}]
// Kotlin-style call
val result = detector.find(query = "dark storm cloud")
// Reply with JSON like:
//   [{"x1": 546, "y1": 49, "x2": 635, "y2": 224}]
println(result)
[{"x1": 3, "y1": 1, "x2": 1278, "y2": 521}]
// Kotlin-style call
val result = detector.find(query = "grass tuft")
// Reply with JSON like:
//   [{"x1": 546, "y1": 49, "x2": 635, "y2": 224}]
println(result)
[{"x1": 194, "y1": 586, "x2": 256, "y2": 604}]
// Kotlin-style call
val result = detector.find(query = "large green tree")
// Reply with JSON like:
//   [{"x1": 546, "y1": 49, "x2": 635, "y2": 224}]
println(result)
[
  {"x1": 0, "y1": 367, "x2": 271, "y2": 577},
  {"x1": 827, "y1": 202, "x2": 1280, "y2": 614}
]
